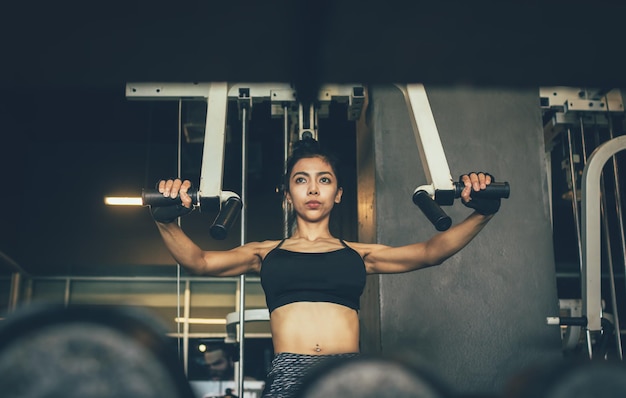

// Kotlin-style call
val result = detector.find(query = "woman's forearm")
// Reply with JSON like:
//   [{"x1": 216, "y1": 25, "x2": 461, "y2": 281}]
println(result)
[
  {"x1": 155, "y1": 222, "x2": 207, "y2": 274},
  {"x1": 425, "y1": 211, "x2": 493, "y2": 266}
]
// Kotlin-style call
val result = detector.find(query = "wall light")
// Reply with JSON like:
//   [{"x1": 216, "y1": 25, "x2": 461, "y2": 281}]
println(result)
[
  {"x1": 174, "y1": 317, "x2": 227, "y2": 325},
  {"x1": 104, "y1": 196, "x2": 143, "y2": 206}
]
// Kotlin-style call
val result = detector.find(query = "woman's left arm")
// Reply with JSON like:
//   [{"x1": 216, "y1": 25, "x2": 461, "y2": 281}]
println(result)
[
  {"x1": 358, "y1": 172, "x2": 499, "y2": 274},
  {"x1": 360, "y1": 212, "x2": 494, "y2": 274}
]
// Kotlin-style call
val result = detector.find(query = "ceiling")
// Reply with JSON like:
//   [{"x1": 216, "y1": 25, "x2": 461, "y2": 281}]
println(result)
[
  {"x1": 1, "y1": 1, "x2": 625, "y2": 93},
  {"x1": 1, "y1": 1, "x2": 626, "y2": 277}
]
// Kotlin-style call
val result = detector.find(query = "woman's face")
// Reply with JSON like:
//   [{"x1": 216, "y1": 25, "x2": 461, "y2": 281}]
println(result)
[{"x1": 286, "y1": 156, "x2": 343, "y2": 223}]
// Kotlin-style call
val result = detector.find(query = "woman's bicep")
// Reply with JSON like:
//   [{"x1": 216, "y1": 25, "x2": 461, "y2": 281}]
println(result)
[
  {"x1": 363, "y1": 242, "x2": 431, "y2": 274},
  {"x1": 198, "y1": 244, "x2": 262, "y2": 276}
]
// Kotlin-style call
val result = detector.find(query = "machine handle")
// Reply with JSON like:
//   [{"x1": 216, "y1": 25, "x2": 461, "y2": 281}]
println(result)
[
  {"x1": 413, "y1": 180, "x2": 511, "y2": 231},
  {"x1": 210, "y1": 196, "x2": 243, "y2": 240},
  {"x1": 142, "y1": 188, "x2": 241, "y2": 240},
  {"x1": 141, "y1": 189, "x2": 199, "y2": 206},
  {"x1": 412, "y1": 190, "x2": 452, "y2": 231},
  {"x1": 453, "y1": 181, "x2": 510, "y2": 199}
]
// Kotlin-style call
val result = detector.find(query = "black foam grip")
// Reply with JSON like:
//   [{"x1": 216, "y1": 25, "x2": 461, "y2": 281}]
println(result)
[
  {"x1": 412, "y1": 190, "x2": 452, "y2": 231},
  {"x1": 210, "y1": 197, "x2": 243, "y2": 240},
  {"x1": 558, "y1": 316, "x2": 588, "y2": 327},
  {"x1": 142, "y1": 189, "x2": 199, "y2": 206},
  {"x1": 453, "y1": 181, "x2": 510, "y2": 199}
]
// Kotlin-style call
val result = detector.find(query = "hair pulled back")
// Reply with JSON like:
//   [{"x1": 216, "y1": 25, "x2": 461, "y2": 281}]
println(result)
[{"x1": 284, "y1": 138, "x2": 342, "y2": 191}]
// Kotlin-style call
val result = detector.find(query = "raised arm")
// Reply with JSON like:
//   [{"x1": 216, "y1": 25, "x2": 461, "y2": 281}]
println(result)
[
  {"x1": 358, "y1": 212, "x2": 493, "y2": 274},
  {"x1": 155, "y1": 222, "x2": 262, "y2": 276},
  {"x1": 150, "y1": 179, "x2": 263, "y2": 277},
  {"x1": 357, "y1": 172, "x2": 500, "y2": 274}
]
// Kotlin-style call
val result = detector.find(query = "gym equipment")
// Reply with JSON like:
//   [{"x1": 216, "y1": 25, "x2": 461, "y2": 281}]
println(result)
[
  {"x1": 542, "y1": 87, "x2": 626, "y2": 359},
  {"x1": 398, "y1": 84, "x2": 511, "y2": 231},
  {"x1": 138, "y1": 83, "x2": 242, "y2": 241}
]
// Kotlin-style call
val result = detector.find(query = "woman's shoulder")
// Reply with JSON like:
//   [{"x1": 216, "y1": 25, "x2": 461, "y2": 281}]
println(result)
[
  {"x1": 242, "y1": 239, "x2": 283, "y2": 256},
  {"x1": 342, "y1": 240, "x2": 389, "y2": 257}
]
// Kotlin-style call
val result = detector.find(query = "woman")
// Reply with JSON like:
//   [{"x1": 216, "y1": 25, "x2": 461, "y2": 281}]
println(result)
[{"x1": 150, "y1": 138, "x2": 500, "y2": 397}]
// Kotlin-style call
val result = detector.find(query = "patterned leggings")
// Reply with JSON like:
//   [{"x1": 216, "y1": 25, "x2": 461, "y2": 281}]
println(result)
[{"x1": 262, "y1": 352, "x2": 359, "y2": 398}]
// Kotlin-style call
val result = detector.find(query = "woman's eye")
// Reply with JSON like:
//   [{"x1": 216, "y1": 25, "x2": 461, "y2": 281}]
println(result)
[
  {"x1": 320, "y1": 177, "x2": 331, "y2": 183},
  {"x1": 295, "y1": 177, "x2": 306, "y2": 183}
]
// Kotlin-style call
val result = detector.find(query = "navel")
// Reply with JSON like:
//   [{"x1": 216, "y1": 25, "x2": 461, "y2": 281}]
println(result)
[{"x1": 314, "y1": 343, "x2": 322, "y2": 353}]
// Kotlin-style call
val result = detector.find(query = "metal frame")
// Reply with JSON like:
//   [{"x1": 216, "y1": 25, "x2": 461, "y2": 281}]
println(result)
[
  {"x1": 397, "y1": 83, "x2": 454, "y2": 202},
  {"x1": 582, "y1": 135, "x2": 626, "y2": 331},
  {"x1": 542, "y1": 87, "x2": 626, "y2": 359}
]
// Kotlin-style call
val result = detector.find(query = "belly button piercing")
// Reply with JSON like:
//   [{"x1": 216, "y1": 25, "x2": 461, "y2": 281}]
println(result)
[{"x1": 315, "y1": 344, "x2": 321, "y2": 352}]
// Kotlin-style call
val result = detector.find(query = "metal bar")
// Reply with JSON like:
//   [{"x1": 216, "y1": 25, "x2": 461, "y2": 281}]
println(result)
[
  {"x1": 283, "y1": 105, "x2": 290, "y2": 238},
  {"x1": 126, "y1": 82, "x2": 214, "y2": 99},
  {"x1": 170, "y1": 332, "x2": 272, "y2": 339},
  {"x1": 566, "y1": 127, "x2": 584, "y2": 272},
  {"x1": 0, "y1": 250, "x2": 30, "y2": 276},
  {"x1": 64, "y1": 278, "x2": 71, "y2": 307},
  {"x1": 183, "y1": 280, "x2": 191, "y2": 375},
  {"x1": 309, "y1": 103, "x2": 317, "y2": 140},
  {"x1": 582, "y1": 135, "x2": 626, "y2": 331},
  {"x1": 594, "y1": 125, "x2": 623, "y2": 359},
  {"x1": 399, "y1": 84, "x2": 454, "y2": 194},
  {"x1": 607, "y1": 118, "x2": 626, "y2": 360},
  {"x1": 237, "y1": 107, "x2": 248, "y2": 397},
  {"x1": 127, "y1": 82, "x2": 364, "y2": 115},
  {"x1": 177, "y1": 98, "x2": 183, "y2": 361},
  {"x1": 24, "y1": 275, "x2": 260, "y2": 283},
  {"x1": 600, "y1": 161, "x2": 623, "y2": 359},
  {"x1": 569, "y1": 123, "x2": 591, "y2": 358},
  {"x1": 200, "y1": 82, "x2": 229, "y2": 197},
  {"x1": 8, "y1": 273, "x2": 21, "y2": 312}
]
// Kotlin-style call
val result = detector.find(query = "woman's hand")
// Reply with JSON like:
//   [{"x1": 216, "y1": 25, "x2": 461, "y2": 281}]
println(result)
[
  {"x1": 150, "y1": 179, "x2": 195, "y2": 223},
  {"x1": 157, "y1": 179, "x2": 194, "y2": 208},
  {"x1": 459, "y1": 172, "x2": 501, "y2": 215}
]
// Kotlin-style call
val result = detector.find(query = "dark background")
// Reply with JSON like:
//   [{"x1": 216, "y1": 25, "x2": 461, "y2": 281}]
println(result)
[{"x1": 1, "y1": 0, "x2": 626, "y2": 277}]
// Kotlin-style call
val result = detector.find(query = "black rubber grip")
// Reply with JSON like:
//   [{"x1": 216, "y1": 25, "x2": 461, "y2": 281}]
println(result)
[
  {"x1": 558, "y1": 316, "x2": 588, "y2": 327},
  {"x1": 141, "y1": 189, "x2": 199, "y2": 206},
  {"x1": 412, "y1": 190, "x2": 452, "y2": 231},
  {"x1": 210, "y1": 196, "x2": 243, "y2": 240},
  {"x1": 453, "y1": 181, "x2": 510, "y2": 199}
]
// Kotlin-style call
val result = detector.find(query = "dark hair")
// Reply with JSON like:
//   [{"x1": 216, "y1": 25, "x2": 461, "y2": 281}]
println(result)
[
  {"x1": 298, "y1": 354, "x2": 453, "y2": 398},
  {"x1": 284, "y1": 138, "x2": 342, "y2": 191},
  {"x1": 203, "y1": 342, "x2": 235, "y2": 360}
]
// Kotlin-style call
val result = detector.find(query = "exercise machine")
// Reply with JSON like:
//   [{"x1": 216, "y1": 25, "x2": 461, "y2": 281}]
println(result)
[
  {"x1": 542, "y1": 87, "x2": 626, "y2": 359},
  {"x1": 398, "y1": 84, "x2": 510, "y2": 231}
]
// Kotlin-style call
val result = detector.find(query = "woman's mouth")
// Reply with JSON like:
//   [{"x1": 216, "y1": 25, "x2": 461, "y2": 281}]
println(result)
[{"x1": 306, "y1": 201, "x2": 321, "y2": 209}]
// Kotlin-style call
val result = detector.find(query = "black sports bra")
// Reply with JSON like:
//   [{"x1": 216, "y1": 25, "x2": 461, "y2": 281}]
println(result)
[{"x1": 260, "y1": 240, "x2": 367, "y2": 313}]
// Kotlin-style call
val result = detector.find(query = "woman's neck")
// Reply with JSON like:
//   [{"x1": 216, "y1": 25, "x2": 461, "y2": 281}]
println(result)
[{"x1": 291, "y1": 221, "x2": 333, "y2": 242}]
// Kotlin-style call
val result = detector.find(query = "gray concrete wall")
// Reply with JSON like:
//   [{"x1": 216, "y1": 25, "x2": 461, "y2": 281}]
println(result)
[{"x1": 357, "y1": 85, "x2": 563, "y2": 394}]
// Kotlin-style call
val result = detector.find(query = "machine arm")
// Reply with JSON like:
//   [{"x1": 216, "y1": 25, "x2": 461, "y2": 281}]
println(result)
[
  {"x1": 399, "y1": 83, "x2": 510, "y2": 231},
  {"x1": 412, "y1": 180, "x2": 510, "y2": 231},
  {"x1": 136, "y1": 82, "x2": 242, "y2": 240}
]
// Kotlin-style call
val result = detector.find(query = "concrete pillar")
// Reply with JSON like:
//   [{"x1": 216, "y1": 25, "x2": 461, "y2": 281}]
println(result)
[{"x1": 358, "y1": 85, "x2": 562, "y2": 394}]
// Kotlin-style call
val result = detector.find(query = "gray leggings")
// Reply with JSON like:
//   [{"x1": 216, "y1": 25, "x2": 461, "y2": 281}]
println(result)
[{"x1": 262, "y1": 352, "x2": 359, "y2": 398}]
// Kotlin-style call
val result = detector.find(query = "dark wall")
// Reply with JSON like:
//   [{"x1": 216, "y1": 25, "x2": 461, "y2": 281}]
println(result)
[{"x1": 358, "y1": 85, "x2": 562, "y2": 393}]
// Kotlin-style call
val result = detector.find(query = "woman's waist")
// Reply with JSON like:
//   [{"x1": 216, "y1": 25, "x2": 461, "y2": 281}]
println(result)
[
  {"x1": 270, "y1": 306, "x2": 360, "y2": 355},
  {"x1": 270, "y1": 352, "x2": 360, "y2": 363}
]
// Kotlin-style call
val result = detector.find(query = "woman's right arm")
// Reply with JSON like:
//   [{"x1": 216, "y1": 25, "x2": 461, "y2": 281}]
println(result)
[
  {"x1": 151, "y1": 178, "x2": 261, "y2": 277},
  {"x1": 155, "y1": 222, "x2": 261, "y2": 277}
]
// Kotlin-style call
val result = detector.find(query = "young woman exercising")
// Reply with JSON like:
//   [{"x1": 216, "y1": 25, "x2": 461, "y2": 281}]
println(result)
[{"x1": 149, "y1": 138, "x2": 501, "y2": 397}]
